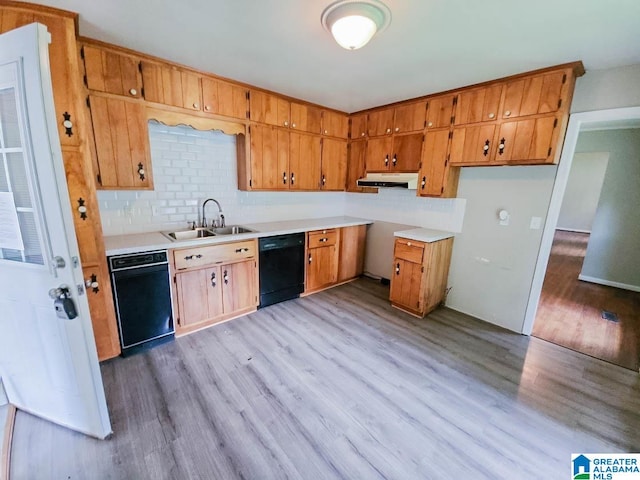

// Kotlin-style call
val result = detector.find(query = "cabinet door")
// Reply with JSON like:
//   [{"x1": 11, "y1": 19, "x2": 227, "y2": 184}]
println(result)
[
  {"x1": 249, "y1": 124, "x2": 290, "y2": 190},
  {"x1": 337, "y1": 225, "x2": 366, "y2": 282},
  {"x1": 322, "y1": 110, "x2": 348, "y2": 138},
  {"x1": 222, "y1": 260, "x2": 257, "y2": 313},
  {"x1": 290, "y1": 102, "x2": 321, "y2": 134},
  {"x1": 502, "y1": 71, "x2": 566, "y2": 119},
  {"x1": 181, "y1": 71, "x2": 202, "y2": 111},
  {"x1": 496, "y1": 116, "x2": 557, "y2": 164},
  {"x1": 346, "y1": 140, "x2": 366, "y2": 192},
  {"x1": 391, "y1": 133, "x2": 423, "y2": 171},
  {"x1": 89, "y1": 95, "x2": 152, "y2": 189},
  {"x1": 141, "y1": 61, "x2": 183, "y2": 108},
  {"x1": 320, "y1": 138, "x2": 347, "y2": 191},
  {"x1": 217, "y1": 80, "x2": 248, "y2": 119},
  {"x1": 176, "y1": 269, "x2": 212, "y2": 327},
  {"x1": 307, "y1": 245, "x2": 338, "y2": 291},
  {"x1": 249, "y1": 90, "x2": 279, "y2": 125},
  {"x1": 289, "y1": 132, "x2": 321, "y2": 190},
  {"x1": 350, "y1": 114, "x2": 367, "y2": 139},
  {"x1": 449, "y1": 124, "x2": 496, "y2": 166},
  {"x1": 367, "y1": 108, "x2": 394, "y2": 136},
  {"x1": 365, "y1": 136, "x2": 392, "y2": 171},
  {"x1": 83, "y1": 264, "x2": 121, "y2": 360},
  {"x1": 389, "y1": 258, "x2": 423, "y2": 312},
  {"x1": 394, "y1": 101, "x2": 426, "y2": 134},
  {"x1": 426, "y1": 94, "x2": 455, "y2": 129},
  {"x1": 454, "y1": 85, "x2": 502, "y2": 125},
  {"x1": 83, "y1": 45, "x2": 142, "y2": 98},
  {"x1": 205, "y1": 266, "x2": 224, "y2": 319},
  {"x1": 419, "y1": 129, "x2": 450, "y2": 197}
]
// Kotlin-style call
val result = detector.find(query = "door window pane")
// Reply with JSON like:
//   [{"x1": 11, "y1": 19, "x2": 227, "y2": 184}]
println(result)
[
  {"x1": 0, "y1": 88, "x2": 20, "y2": 148},
  {"x1": 6, "y1": 152, "x2": 31, "y2": 208}
]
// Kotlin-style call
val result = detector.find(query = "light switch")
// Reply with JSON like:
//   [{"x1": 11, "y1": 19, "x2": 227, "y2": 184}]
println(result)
[{"x1": 530, "y1": 216, "x2": 542, "y2": 230}]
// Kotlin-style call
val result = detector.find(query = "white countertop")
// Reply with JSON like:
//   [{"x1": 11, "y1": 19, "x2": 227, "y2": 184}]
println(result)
[
  {"x1": 393, "y1": 227, "x2": 455, "y2": 243},
  {"x1": 104, "y1": 216, "x2": 373, "y2": 256}
]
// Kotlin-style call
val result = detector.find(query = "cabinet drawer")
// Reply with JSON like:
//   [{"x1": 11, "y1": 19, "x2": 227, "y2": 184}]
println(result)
[
  {"x1": 308, "y1": 229, "x2": 338, "y2": 248},
  {"x1": 173, "y1": 240, "x2": 256, "y2": 270},
  {"x1": 394, "y1": 238, "x2": 425, "y2": 263}
]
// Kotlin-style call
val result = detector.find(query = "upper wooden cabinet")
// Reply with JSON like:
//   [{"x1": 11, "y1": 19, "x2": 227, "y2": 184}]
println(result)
[
  {"x1": 290, "y1": 102, "x2": 321, "y2": 134},
  {"x1": 88, "y1": 94, "x2": 153, "y2": 189},
  {"x1": 320, "y1": 138, "x2": 347, "y2": 190},
  {"x1": 454, "y1": 85, "x2": 502, "y2": 125},
  {"x1": 501, "y1": 70, "x2": 567, "y2": 119},
  {"x1": 425, "y1": 95, "x2": 456, "y2": 130},
  {"x1": 346, "y1": 139, "x2": 376, "y2": 194},
  {"x1": 250, "y1": 90, "x2": 288, "y2": 126},
  {"x1": 321, "y1": 110, "x2": 348, "y2": 139},
  {"x1": 289, "y1": 131, "x2": 321, "y2": 190},
  {"x1": 350, "y1": 114, "x2": 367, "y2": 139},
  {"x1": 201, "y1": 78, "x2": 248, "y2": 119},
  {"x1": 141, "y1": 61, "x2": 202, "y2": 111},
  {"x1": 418, "y1": 129, "x2": 459, "y2": 198},
  {"x1": 365, "y1": 133, "x2": 423, "y2": 172},
  {"x1": 368, "y1": 102, "x2": 426, "y2": 137},
  {"x1": 82, "y1": 44, "x2": 142, "y2": 98},
  {"x1": 248, "y1": 124, "x2": 289, "y2": 190}
]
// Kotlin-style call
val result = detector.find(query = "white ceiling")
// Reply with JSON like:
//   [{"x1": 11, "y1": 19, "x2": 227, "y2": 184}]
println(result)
[{"x1": 25, "y1": 0, "x2": 640, "y2": 112}]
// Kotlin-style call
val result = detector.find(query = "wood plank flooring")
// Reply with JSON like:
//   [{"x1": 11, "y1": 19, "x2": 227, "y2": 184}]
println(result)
[
  {"x1": 10, "y1": 278, "x2": 640, "y2": 479},
  {"x1": 533, "y1": 230, "x2": 640, "y2": 370}
]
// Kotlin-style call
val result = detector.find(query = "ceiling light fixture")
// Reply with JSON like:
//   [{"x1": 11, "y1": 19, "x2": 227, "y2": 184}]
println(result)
[{"x1": 321, "y1": 0, "x2": 391, "y2": 51}]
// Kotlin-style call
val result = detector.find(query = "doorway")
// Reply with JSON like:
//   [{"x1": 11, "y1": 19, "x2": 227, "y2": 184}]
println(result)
[{"x1": 523, "y1": 107, "x2": 640, "y2": 371}]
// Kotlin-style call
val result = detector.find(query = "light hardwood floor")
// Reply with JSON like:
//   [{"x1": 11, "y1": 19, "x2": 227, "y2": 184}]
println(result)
[
  {"x1": 533, "y1": 230, "x2": 640, "y2": 370},
  {"x1": 10, "y1": 278, "x2": 640, "y2": 479}
]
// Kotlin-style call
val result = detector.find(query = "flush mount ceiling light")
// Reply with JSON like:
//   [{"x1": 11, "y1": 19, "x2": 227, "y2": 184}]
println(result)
[{"x1": 321, "y1": 0, "x2": 391, "y2": 50}]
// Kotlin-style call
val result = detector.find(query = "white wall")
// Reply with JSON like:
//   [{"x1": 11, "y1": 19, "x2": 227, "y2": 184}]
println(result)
[
  {"x1": 571, "y1": 64, "x2": 640, "y2": 113},
  {"x1": 577, "y1": 129, "x2": 640, "y2": 290},
  {"x1": 0, "y1": 379, "x2": 7, "y2": 406},
  {"x1": 446, "y1": 166, "x2": 556, "y2": 331},
  {"x1": 98, "y1": 122, "x2": 346, "y2": 236},
  {"x1": 556, "y1": 152, "x2": 609, "y2": 233}
]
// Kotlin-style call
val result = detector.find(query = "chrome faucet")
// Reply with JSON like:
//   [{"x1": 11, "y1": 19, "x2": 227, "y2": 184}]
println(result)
[{"x1": 201, "y1": 198, "x2": 225, "y2": 228}]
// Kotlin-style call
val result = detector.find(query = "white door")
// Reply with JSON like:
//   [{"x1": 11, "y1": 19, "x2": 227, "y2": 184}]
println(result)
[{"x1": 0, "y1": 24, "x2": 111, "y2": 438}]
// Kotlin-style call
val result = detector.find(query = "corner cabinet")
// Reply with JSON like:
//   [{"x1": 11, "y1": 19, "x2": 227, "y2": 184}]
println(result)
[
  {"x1": 390, "y1": 236, "x2": 454, "y2": 317},
  {"x1": 170, "y1": 240, "x2": 259, "y2": 336}
]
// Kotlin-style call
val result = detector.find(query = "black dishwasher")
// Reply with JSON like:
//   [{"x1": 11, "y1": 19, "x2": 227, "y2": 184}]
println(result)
[
  {"x1": 109, "y1": 251, "x2": 174, "y2": 356},
  {"x1": 259, "y1": 233, "x2": 305, "y2": 308}
]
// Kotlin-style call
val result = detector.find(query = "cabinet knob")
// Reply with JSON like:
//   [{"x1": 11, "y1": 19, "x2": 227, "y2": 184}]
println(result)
[
  {"x1": 292, "y1": 123, "x2": 297, "y2": 128},
  {"x1": 85, "y1": 274, "x2": 99, "y2": 293},
  {"x1": 427, "y1": 121, "x2": 433, "y2": 127},
  {"x1": 504, "y1": 110, "x2": 511, "y2": 117},
  {"x1": 204, "y1": 105, "x2": 211, "y2": 111},
  {"x1": 324, "y1": 129, "x2": 328, "y2": 135},
  {"x1": 291, "y1": 173, "x2": 295, "y2": 185},
  {"x1": 384, "y1": 155, "x2": 389, "y2": 166},
  {"x1": 137, "y1": 163, "x2": 146, "y2": 181},
  {"x1": 394, "y1": 127, "x2": 400, "y2": 132},
  {"x1": 395, "y1": 263, "x2": 400, "y2": 275},
  {"x1": 129, "y1": 88, "x2": 137, "y2": 96},
  {"x1": 223, "y1": 270, "x2": 229, "y2": 285},
  {"x1": 210, "y1": 272, "x2": 216, "y2": 287},
  {"x1": 488, "y1": 112, "x2": 495, "y2": 119},
  {"x1": 498, "y1": 138, "x2": 506, "y2": 155},
  {"x1": 192, "y1": 103, "x2": 199, "y2": 109},
  {"x1": 322, "y1": 175, "x2": 326, "y2": 186},
  {"x1": 421, "y1": 176, "x2": 426, "y2": 189},
  {"x1": 77, "y1": 198, "x2": 88, "y2": 220},
  {"x1": 235, "y1": 248, "x2": 250, "y2": 253},
  {"x1": 360, "y1": 132, "x2": 366, "y2": 137},
  {"x1": 483, "y1": 140, "x2": 490, "y2": 156},
  {"x1": 308, "y1": 254, "x2": 312, "y2": 264},
  {"x1": 392, "y1": 154, "x2": 397, "y2": 166},
  {"x1": 284, "y1": 121, "x2": 289, "y2": 127},
  {"x1": 407, "y1": 242, "x2": 412, "y2": 246},
  {"x1": 386, "y1": 128, "x2": 391, "y2": 134},
  {"x1": 319, "y1": 237, "x2": 328, "y2": 243},
  {"x1": 283, "y1": 171, "x2": 287, "y2": 184}
]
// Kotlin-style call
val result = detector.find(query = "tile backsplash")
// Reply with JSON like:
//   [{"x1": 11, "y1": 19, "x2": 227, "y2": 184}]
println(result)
[
  {"x1": 97, "y1": 122, "x2": 346, "y2": 236},
  {"x1": 97, "y1": 122, "x2": 467, "y2": 237}
]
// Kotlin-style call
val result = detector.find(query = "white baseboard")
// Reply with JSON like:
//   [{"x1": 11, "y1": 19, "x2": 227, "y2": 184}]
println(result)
[
  {"x1": 556, "y1": 227, "x2": 591, "y2": 234},
  {"x1": 578, "y1": 274, "x2": 640, "y2": 293}
]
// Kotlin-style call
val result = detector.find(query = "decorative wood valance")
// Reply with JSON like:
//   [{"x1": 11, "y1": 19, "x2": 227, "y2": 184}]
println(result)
[{"x1": 146, "y1": 107, "x2": 246, "y2": 136}]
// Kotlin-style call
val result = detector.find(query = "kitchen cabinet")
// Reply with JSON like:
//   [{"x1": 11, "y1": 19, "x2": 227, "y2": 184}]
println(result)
[
  {"x1": 88, "y1": 94, "x2": 153, "y2": 189},
  {"x1": 425, "y1": 94, "x2": 456, "y2": 130},
  {"x1": 367, "y1": 108, "x2": 395, "y2": 137},
  {"x1": 171, "y1": 240, "x2": 258, "y2": 335},
  {"x1": 320, "y1": 138, "x2": 347, "y2": 191},
  {"x1": 350, "y1": 113, "x2": 368, "y2": 139},
  {"x1": 306, "y1": 229, "x2": 339, "y2": 292},
  {"x1": 249, "y1": 124, "x2": 289, "y2": 190},
  {"x1": 337, "y1": 225, "x2": 367, "y2": 283},
  {"x1": 289, "y1": 131, "x2": 322, "y2": 190},
  {"x1": 201, "y1": 77, "x2": 248, "y2": 119},
  {"x1": 454, "y1": 85, "x2": 502, "y2": 125},
  {"x1": 501, "y1": 70, "x2": 566, "y2": 119},
  {"x1": 82, "y1": 44, "x2": 142, "y2": 98},
  {"x1": 365, "y1": 133, "x2": 423, "y2": 172},
  {"x1": 390, "y1": 236, "x2": 454, "y2": 317},
  {"x1": 322, "y1": 110, "x2": 349, "y2": 139},
  {"x1": 345, "y1": 139, "x2": 377, "y2": 193},
  {"x1": 418, "y1": 128, "x2": 459, "y2": 198},
  {"x1": 141, "y1": 61, "x2": 202, "y2": 111},
  {"x1": 290, "y1": 102, "x2": 322, "y2": 134},
  {"x1": 367, "y1": 102, "x2": 426, "y2": 137},
  {"x1": 249, "y1": 90, "x2": 288, "y2": 127},
  {"x1": 449, "y1": 124, "x2": 497, "y2": 166},
  {"x1": 496, "y1": 116, "x2": 559, "y2": 163}
]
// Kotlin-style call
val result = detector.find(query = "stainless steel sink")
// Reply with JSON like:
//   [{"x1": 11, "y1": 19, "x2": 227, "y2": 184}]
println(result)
[
  {"x1": 161, "y1": 228, "x2": 216, "y2": 241},
  {"x1": 161, "y1": 225, "x2": 254, "y2": 241},
  {"x1": 212, "y1": 226, "x2": 254, "y2": 235}
]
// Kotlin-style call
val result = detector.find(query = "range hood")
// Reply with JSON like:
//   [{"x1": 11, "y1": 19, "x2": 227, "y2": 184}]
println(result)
[{"x1": 357, "y1": 173, "x2": 419, "y2": 189}]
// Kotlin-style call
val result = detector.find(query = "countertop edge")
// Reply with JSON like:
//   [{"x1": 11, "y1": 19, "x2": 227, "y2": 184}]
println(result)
[{"x1": 393, "y1": 228, "x2": 455, "y2": 243}]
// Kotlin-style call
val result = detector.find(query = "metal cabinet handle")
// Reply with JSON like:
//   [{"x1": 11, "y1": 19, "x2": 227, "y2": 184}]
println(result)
[
  {"x1": 384, "y1": 155, "x2": 389, "y2": 166},
  {"x1": 421, "y1": 176, "x2": 426, "y2": 189},
  {"x1": 77, "y1": 198, "x2": 88, "y2": 220},
  {"x1": 138, "y1": 163, "x2": 146, "y2": 181},
  {"x1": 308, "y1": 254, "x2": 312, "y2": 264},
  {"x1": 235, "y1": 248, "x2": 250, "y2": 253},
  {"x1": 291, "y1": 173, "x2": 295, "y2": 185},
  {"x1": 184, "y1": 254, "x2": 203, "y2": 261},
  {"x1": 392, "y1": 154, "x2": 397, "y2": 166},
  {"x1": 283, "y1": 171, "x2": 287, "y2": 184},
  {"x1": 319, "y1": 237, "x2": 328, "y2": 243},
  {"x1": 322, "y1": 175, "x2": 326, "y2": 186},
  {"x1": 223, "y1": 270, "x2": 229, "y2": 285},
  {"x1": 395, "y1": 263, "x2": 400, "y2": 275},
  {"x1": 85, "y1": 274, "x2": 99, "y2": 293},
  {"x1": 211, "y1": 272, "x2": 216, "y2": 287},
  {"x1": 498, "y1": 138, "x2": 506, "y2": 155},
  {"x1": 483, "y1": 140, "x2": 490, "y2": 156}
]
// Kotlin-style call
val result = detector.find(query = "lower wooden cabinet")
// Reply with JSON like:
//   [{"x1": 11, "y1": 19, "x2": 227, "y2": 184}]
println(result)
[
  {"x1": 337, "y1": 225, "x2": 366, "y2": 283},
  {"x1": 171, "y1": 240, "x2": 258, "y2": 335},
  {"x1": 389, "y1": 236, "x2": 453, "y2": 317},
  {"x1": 306, "y1": 229, "x2": 339, "y2": 292}
]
